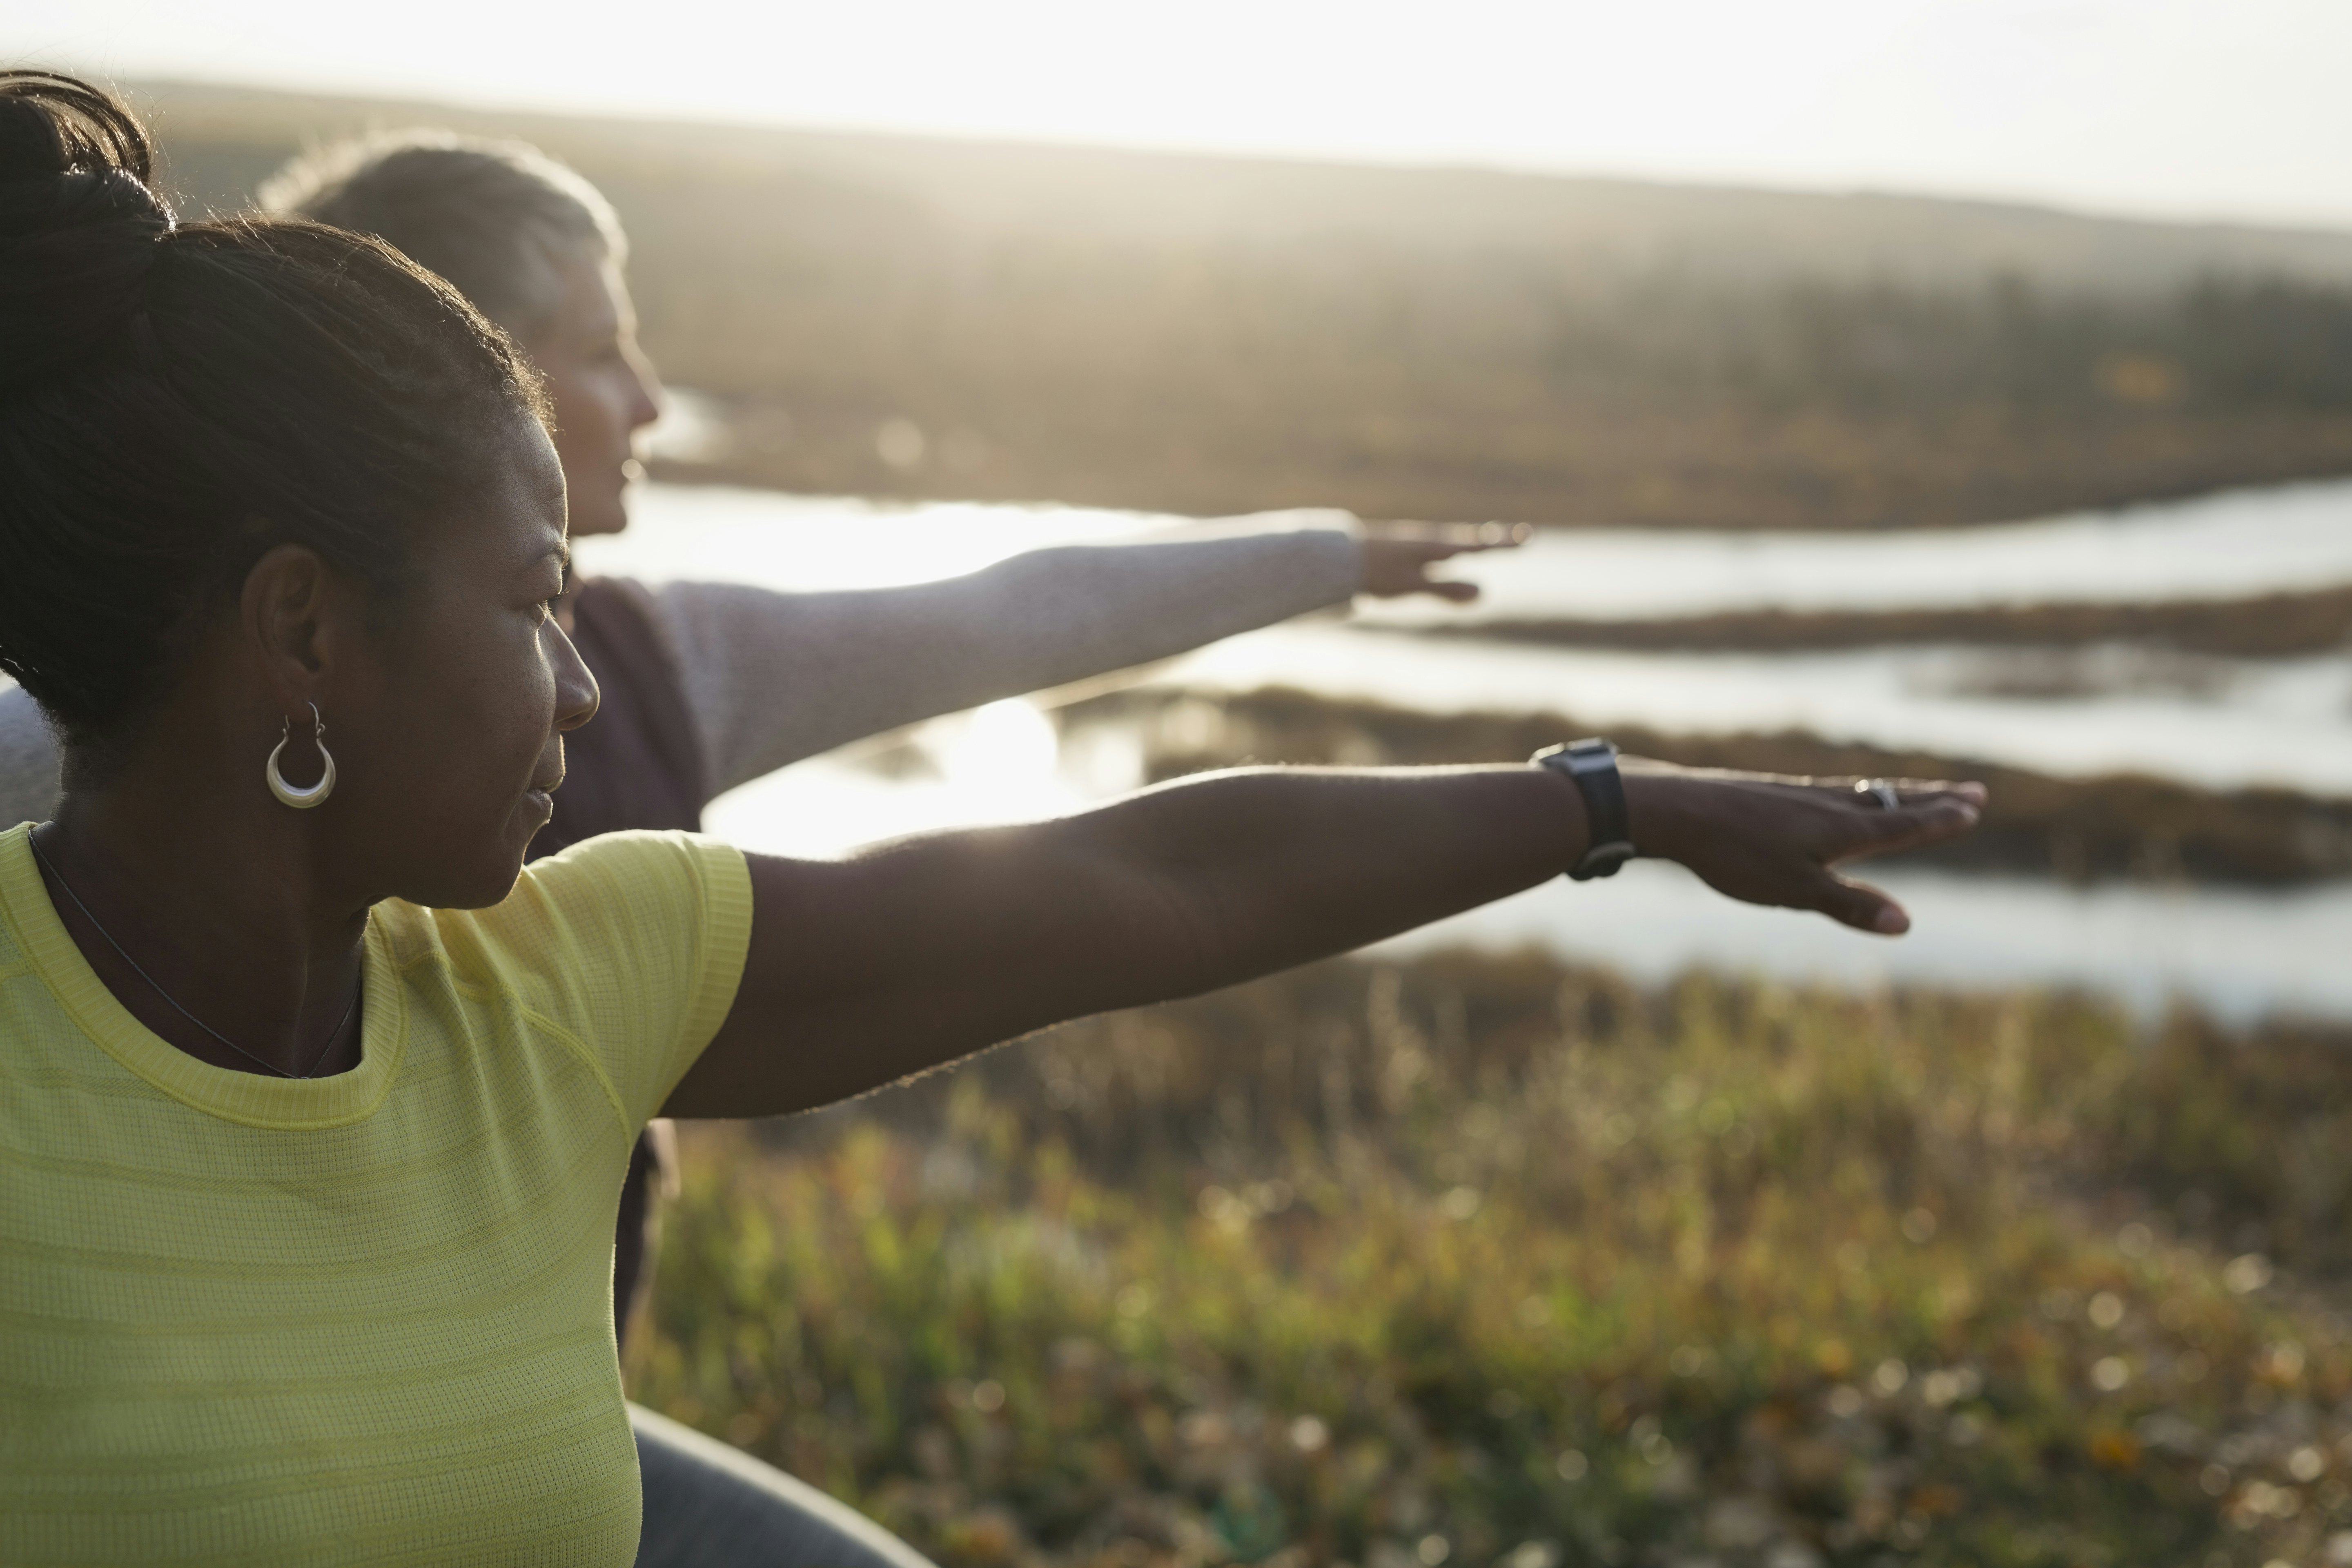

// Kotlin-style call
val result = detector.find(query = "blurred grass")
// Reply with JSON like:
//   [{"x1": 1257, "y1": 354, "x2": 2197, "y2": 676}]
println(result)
[{"x1": 626, "y1": 956, "x2": 2352, "y2": 1567}]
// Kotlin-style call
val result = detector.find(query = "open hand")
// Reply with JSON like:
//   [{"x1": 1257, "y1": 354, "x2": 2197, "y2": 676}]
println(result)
[
  {"x1": 1359, "y1": 522, "x2": 1530, "y2": 601},
  {"x1": 1622, "y1": 762, "x2": 1987, "y2": 935}
]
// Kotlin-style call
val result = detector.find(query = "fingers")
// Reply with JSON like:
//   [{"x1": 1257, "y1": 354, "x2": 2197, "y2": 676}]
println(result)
[
  {"x1": 1365, "y1": 521, "x2": 1530, "y2": 557},
  {"x1": 1358, "y1": 539, "x2": 1488, "y2": 599},
  {"x1": 1837, "y1": 796, "x2": 1982, "y2": 859},
  {"x1": 1449, "y1": 521, "x2": 1528, "y2": 554},
  {"x1": 1394, "y1": 538, "x2": 1485, "y2": 566},
  {"x1": 1813, "y1": 872, "x2": 1909, "y2": 935},
  {"x1": 1829, "y1": 776, "x2": 1985, "y2": 806},
  {"x1": 1814, "y1": 775, "x2": 1985, "y2": 857},
  {"x1": 1878, "y1": 779, "x2": 1987, "y2": 808}
]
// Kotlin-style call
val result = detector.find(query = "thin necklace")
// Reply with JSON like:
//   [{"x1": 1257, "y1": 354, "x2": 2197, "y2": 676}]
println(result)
[{"x1": 27, "y1": 826, "x2": 359, "y2": 1081}]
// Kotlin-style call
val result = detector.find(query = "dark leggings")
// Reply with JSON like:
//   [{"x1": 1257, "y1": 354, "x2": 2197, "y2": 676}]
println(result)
[{"x1": 633, "y1": 1406, "x2": 938, "y2": 1568}]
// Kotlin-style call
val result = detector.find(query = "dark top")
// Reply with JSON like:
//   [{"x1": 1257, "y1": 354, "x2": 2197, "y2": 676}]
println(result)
[{"x1": 526, "y1": 577, "x2": 710, "y2": 1341}]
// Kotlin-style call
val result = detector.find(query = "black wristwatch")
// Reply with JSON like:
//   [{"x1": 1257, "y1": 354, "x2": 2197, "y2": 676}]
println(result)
[{"x1": 1533, "y1": 738, "x2": 1637, "y2": 881}]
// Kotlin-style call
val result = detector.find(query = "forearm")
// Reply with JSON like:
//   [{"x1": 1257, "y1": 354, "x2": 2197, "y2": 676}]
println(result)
[
  {"x1": 657, "y1": 525, "x2": 1361, "y2": 795},
  {"x1": 677, "y1": 763, "x2": 1581, "y2": 1116},
  {"x1": 1116, "y1": 764, "x2": 1582, "y2": 992}
]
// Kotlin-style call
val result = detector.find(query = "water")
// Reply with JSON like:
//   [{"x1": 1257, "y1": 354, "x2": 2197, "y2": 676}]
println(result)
[
  {"x1": 1356, "y1": 476, "x2": 2352, "y2": 626},
  {"x1": 572, "y1": 477, "x2": 2352, "y2": 1021},
  {"x1": 1372, "y1": 865, "x2": 2352, "y2": 1027},
  {"x1": 1155, "y1": 630, "x2": 2352, "y2": 795},
  {"x1": 572, "y1": 482, "x2": 1194, "y2": 591},
  {"x1": 578, "y1": 479, "x2": 2352, "y2": 794}
]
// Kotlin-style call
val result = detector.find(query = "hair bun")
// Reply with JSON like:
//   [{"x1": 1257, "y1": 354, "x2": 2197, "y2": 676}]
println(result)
[{"x1": 0, "y1": 71, "x2": 174, "y2": 397}]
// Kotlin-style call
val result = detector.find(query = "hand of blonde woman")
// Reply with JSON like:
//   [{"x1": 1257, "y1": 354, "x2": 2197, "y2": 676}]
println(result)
[{"x1": 1357, "y1": 522, "x2": 1530, "y2": 601}]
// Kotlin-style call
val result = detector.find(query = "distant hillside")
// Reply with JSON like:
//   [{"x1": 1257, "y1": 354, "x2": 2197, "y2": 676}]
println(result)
[{"x1": 129, "y1": 79, "x2": 2352, "y2": 528}]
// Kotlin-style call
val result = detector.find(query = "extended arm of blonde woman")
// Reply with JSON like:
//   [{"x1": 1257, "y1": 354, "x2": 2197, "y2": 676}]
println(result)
[{"x1": 650, "y1": 517, "x2": 1524, "y2": 796}]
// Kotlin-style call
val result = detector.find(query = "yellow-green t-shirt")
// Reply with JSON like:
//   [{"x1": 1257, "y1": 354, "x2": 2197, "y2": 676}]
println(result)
[{"x1": 0, "y1": 824, "x2": 753, "y2": 1567}]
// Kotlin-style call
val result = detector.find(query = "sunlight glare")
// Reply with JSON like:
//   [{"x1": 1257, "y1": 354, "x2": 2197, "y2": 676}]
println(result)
[{"x1": 931, "y1": 699, "x2": 1062, "y2": 801}]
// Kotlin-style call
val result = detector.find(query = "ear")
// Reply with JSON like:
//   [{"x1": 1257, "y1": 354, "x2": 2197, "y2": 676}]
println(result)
[{"x1": 238, "y1": 543, "x2": 352, "y2": 714}]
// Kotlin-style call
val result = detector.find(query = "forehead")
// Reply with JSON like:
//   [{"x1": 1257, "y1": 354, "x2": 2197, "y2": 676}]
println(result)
[
  {"x1": 546, "y1": 247, "x2": 631, "y2": 337},
  {"x1": 440, "y1": 414, "x2": 568, "y2": 566}
]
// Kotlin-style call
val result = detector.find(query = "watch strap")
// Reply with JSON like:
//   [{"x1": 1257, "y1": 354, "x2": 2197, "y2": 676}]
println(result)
[{"x1": 1534, "y1": 738, "x2": 1637, "y2": 881}]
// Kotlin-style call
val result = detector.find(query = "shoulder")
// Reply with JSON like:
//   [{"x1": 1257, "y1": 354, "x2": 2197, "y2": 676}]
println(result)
[
  {"x1": 379, "y1": 832, "x2": 748, "y2": 997},
  {"x1": 516, "y1": 829, "x2": 748, "y2": 922},
  {"x1": 381, "y1": 833, "x2": 754, "y2": 1121}
]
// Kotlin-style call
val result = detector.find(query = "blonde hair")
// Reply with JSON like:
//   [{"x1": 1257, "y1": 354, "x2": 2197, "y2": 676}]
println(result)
[{"x1": 260, "y1": 131, "x2": 626, "y2": 340}]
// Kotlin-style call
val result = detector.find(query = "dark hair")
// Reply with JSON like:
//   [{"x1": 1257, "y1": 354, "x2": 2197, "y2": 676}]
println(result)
[
  {"x1": 0, "y1": 71, "x2": 548, "y2": 760},
  {"x1": 259, "y1": 132, "x2": 624, "y2": 341}
]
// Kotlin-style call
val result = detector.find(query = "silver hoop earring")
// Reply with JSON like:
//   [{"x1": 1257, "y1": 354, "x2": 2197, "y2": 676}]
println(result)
[{"x1": 265, "y1": 702, "x2": 337, "y2": 810}]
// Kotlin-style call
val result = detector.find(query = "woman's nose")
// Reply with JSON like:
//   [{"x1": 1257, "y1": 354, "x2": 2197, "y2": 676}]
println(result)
[
  {"x1": 626, "y1": 345, "x2": 662, "y2": 432},
  {"x1": 552, "y1": 625, "x2": 601, "y2": 733}
]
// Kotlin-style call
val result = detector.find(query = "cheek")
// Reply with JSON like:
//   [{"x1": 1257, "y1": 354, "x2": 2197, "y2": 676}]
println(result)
[
  {"x1": 390, "y1": 618, "x2": 557, "y2": 796},
  {"x1": 552, "y1": 368, "x2": 628, "y2": 443},
  {"x1": 493, "y1": 624, "x2": 564, "y2": 748}
]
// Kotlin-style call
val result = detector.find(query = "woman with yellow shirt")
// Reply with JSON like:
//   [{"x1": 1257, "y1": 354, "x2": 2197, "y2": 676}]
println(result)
[{"x1": 0, "y1": 73, "x2": 1982, "y2": 1566}]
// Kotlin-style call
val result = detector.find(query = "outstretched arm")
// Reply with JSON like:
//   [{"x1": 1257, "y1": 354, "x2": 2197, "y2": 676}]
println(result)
[
  {"x1": 657, "y1": 526, "x2": 1361, "y2": 794},
  {"x1": 665, "y1": 760, "x2": 1983, "y2": 1118},
  {"x1": 655, "y1": 518, "x2": 1519, "y2": 797}
]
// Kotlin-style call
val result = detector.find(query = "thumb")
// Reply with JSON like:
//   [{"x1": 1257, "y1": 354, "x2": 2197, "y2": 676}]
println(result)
[{"x1": 1815, "y1": 872, "x2": 1909, "y2": 935}]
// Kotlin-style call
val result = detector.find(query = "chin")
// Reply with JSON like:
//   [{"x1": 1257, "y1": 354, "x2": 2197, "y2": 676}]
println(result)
[
  {"x1": 457, "y1": 829, "x2": 542, "y2": 909},
  {"x1": 394, "y1": 853, "x2": 528, "y2": 913},
  {"x1": 568, "y1": 484, "x2": 630, "y2": 538},
  {"x1": 417, "y1": 807, "x2": 551, "y2": 911}
]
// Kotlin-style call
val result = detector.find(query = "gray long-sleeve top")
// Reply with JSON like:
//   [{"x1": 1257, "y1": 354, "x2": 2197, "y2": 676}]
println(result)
[{"x1": 0, "y1": 519, "x2": 1364, "y2": 824}]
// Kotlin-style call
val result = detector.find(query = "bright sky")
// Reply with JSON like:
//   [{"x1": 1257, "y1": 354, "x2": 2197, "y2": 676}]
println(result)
[{"x1": 20, "y1": 0, "x2": 2352, "y2": 228}]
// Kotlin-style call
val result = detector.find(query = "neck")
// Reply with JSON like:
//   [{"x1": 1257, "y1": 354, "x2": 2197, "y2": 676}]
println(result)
[{"x1": 38, "y1": 717, "x2": 369, "y2": 1079}]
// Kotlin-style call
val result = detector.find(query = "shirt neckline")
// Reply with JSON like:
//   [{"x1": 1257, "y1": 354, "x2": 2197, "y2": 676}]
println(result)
[{"x1": 0, "y1": 823, "x2": 403, "y2": 1129}]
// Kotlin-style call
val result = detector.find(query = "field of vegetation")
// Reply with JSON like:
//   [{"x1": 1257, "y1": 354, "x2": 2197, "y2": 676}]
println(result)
[
  {"x1": 624, "y1": 954, "x2": 2352, "y2": 1568},
  {"x1": 132, "y1": 79, "x2": 2352, "y2": 530}
]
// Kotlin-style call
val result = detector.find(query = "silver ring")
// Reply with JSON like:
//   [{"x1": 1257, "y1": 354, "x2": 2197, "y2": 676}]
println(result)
[{"x1": 1855, "y1": 779, "x2": 1900, "y2": 811}]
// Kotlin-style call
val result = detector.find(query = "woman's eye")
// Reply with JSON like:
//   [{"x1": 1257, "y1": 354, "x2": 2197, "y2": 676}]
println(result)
[{"x1": 539, "y1": 564, "x2": 573, "y2": 619}]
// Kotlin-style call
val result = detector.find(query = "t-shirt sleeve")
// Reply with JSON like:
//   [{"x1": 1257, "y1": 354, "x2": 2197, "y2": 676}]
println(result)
[{"x1": 471, "y1": 830, "x2": 754, "y2": 1129}]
